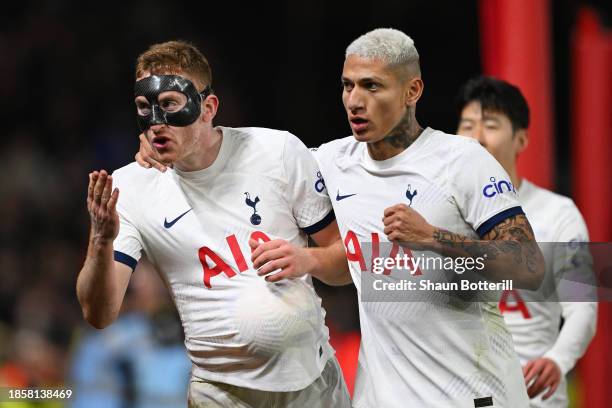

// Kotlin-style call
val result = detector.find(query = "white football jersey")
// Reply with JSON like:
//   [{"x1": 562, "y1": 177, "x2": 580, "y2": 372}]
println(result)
[
  {"x1": 315, "y1": 128, "x2": 530, "y2": 408},
  {"x1": 500, "y1": 179, "x2": 597, "y2": 408},
  {"x1": 112, "y1": 127, "x2": 335, "y2": 392}
]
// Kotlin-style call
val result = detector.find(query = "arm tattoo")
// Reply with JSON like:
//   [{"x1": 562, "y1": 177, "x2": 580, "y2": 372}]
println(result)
[
  {"x1": 433, "y1": 214, "x2": 538, "y2": 274},
  {"x1": 483, "y1": 214, "x2": 535, "y2": 241},
  {"x1": 483, "y1": 214, "x2": 538, "y2": 274}
]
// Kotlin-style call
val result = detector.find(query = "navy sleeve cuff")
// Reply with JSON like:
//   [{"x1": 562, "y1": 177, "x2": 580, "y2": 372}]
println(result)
[
  {"x1": 301, "y1": 210, "x2": 336, "y2": 235},
  {"x1": 114, "y1": 250, "x2": 138, "y2": 271},
  {"x1": 476, "y1": 206, "x2": 525, "y2": 238}
]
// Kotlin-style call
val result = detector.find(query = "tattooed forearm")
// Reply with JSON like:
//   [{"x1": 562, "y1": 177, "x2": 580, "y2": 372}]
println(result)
[
  {"x1": 432, "y1": 214, "x2": 543, "y2": 288},
  {"x1": 432, "y1": 229, "x2": 493, "y2": 259}
]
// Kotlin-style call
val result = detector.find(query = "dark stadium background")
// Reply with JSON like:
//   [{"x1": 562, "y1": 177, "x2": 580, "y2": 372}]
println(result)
[{"x1": 0, "y1": 0, "x2": 609, "y2": 406}]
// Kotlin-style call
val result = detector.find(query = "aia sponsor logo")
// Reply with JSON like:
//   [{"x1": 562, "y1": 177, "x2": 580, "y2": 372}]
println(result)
[
  {"x1": 343, "y1": 230, "x2": 423, "y2": 276},
  {"x1": 199, "y1": 231, "x2": 271, "y2": 288},
  {"x1": 499, "y1": 290, "x2": 531, "y2": 319}
]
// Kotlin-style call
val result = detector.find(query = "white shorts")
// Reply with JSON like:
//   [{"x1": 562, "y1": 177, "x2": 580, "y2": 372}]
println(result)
[{"x1": 187, "y1": 357, "x2": 351, "y2": 408}]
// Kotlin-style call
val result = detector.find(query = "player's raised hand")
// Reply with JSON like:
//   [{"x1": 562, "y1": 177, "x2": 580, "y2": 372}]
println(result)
[
  {"x1": 135, "y1": 132, "x2": 168, "y2": 172},
  {"x1": 523, "y1": 357, "x2": 561, "y2": 400},
  {"x1": 250, "y1": 239, "x2": 313, "y2": 283},
  {"x1": 383, "y1": 204, "x2": 435, "y2": 243},
  {"x1": 87, "y1": 170, "x2": 120, "y2": 242}
]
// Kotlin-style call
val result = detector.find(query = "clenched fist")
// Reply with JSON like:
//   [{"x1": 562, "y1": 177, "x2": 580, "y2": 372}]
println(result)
[{"x1": 382, "y1": 204, "x2": 435, "y2": 243}]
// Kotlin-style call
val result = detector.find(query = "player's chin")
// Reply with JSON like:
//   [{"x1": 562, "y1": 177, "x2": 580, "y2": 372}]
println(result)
[
  {"x1": 155, "y1": 150, "x2": 178, "y2": 165},
  {"x1": 352, "y1": 128, "x2": 382, "y2": 143}
]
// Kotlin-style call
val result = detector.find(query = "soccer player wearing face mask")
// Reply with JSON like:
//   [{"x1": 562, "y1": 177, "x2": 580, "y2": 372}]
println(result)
[
  {"x1": 76, "y1": 41, "x2": 351, "y2": 408},
  {"x1": 136, "y1": 32, "x2": 546, "y2": 407},
  {"x1": 456, "y1": 76, "x2": 597, "y2": 407}
]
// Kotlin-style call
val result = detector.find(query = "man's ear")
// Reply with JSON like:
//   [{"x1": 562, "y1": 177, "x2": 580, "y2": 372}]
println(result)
[
  {"x1": 201, "y1": 94, "x2": 219, "y2": 123},
  {"x1": 514, "y1": 128, "x2": 529, "y2": 155},
  {"x1": 405, "y1": 77, "x2": 424, "y2": 107}
]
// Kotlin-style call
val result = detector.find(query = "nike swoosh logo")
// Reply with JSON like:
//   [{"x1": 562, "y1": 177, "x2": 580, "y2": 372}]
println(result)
[
  {"x1": 336, "y1": 190, "x2": 357, "y2": 201},
  {"x1": 164, "y1": 209, "x2": 192, "y2": 228}
]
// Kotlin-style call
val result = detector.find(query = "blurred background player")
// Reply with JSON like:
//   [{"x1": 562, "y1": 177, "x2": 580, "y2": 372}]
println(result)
[
  {"x1": 456, "y1": 76, "x2": 597, "y2": 407},
  {"x1": 70, "y1": 259, "x2": 190, "y2": 408},
  {"x1": 76, "y1": 40, "x2": 350, "y2": 407}
]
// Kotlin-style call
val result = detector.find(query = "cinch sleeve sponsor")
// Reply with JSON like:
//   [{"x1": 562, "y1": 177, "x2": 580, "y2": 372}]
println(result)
[{"x1": 449, "y1": 141, "x2": 524, "y2": 237}]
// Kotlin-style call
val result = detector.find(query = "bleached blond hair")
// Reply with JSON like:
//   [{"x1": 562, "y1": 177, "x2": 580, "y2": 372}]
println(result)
[{"x1": 345, "y1": 28, "x2": 421, "y2": 76}]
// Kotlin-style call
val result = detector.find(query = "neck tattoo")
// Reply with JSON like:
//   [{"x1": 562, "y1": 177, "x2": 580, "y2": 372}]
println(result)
[{"x1": 384, "y1": 107, "x2": 423, "y2": 150}]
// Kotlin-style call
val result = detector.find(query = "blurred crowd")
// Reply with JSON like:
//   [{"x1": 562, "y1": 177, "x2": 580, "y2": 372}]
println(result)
[
  {"x1": 0, "y1": 4, "x2": 361, "y2": 406},
  {"x1": 1, "y1": 3, "x2": 131, "y2": 400}
]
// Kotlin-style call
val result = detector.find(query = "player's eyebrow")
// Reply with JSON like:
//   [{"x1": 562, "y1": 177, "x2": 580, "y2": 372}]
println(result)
[
  {"x1": 341, "y1": 75, "x2": 385, "y2": 84},
  {"x1": 481, "y1": 114, "x2": 502, "y2": 123},
  {"x1": 357, "y1": 76, "x2": 384, "y2": 84},
  {"x1": 459, "y1": 118, "x2": 476, "y2": 124}
]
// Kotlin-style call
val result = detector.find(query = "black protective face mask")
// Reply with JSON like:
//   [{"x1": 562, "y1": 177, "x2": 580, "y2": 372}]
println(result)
[{"x1": 134, "y1": 74, "x2": 212, "y2": 131}]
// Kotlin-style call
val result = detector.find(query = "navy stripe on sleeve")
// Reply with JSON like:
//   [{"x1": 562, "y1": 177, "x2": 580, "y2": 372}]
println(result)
[
  {"x1": 114, "y1": 250, "x2": 138, "y2": 271},
  {"x1": 476, "y1": 206, "x2": 525, "y2": 238},
  {"x1": 301, "y1": 210, "x2": 336, "y2": 235}
]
